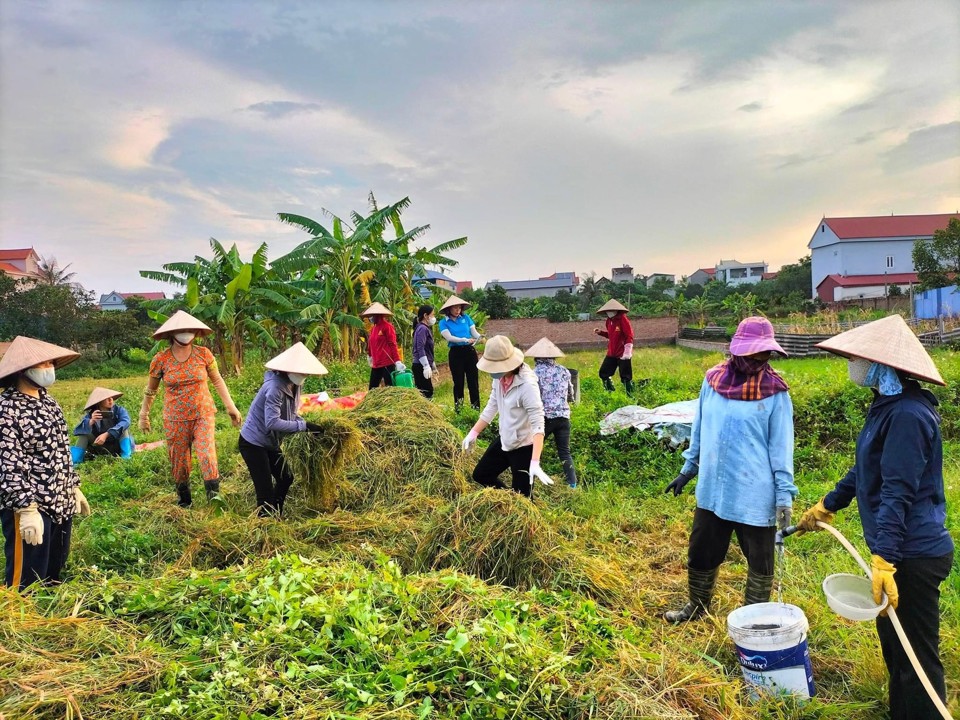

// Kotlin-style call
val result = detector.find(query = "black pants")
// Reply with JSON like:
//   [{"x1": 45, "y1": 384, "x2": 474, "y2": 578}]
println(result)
[
  {"x1": 599, "y1": 355, "x2": 633, "y2": 383},
  {"x1": 369, "y1": 365, "x2": 395, "y2": 389},
  {"x1": 687, "y1": 507, "x2": 775, "y2": 575},
  {"x1": 448, "y1": 345, "x2": 480, "y2": 408},
  {"x1": 238, "y1": 435, "x2": 295, "y2": 516},
  {"x1": 876, "y1": 551, "x2": 953, "y2": 720},
  {"x1": 472, "y1": 438, "x2": 534, "y2": 498},
  {"x1": 2, "y1": 508, "x2": 72, "y2": 589},
  {"x1": 412, "y1": 362, "x2": 434, "y2": 398},
  {"x1": 544, "y1": 417, "x2": 577, "y2": 486}
]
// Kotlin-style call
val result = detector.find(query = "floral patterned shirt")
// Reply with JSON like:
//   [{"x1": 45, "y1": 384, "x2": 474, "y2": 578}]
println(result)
[
  {"x1": 533, "y1": 359, "x2": 573, "y2": 420},
  {"x1": 149, "y1": 346, "x2": 217, "y2": 421},
  {"x1": 0, "y1": 387, "x2": 80, "y2": 523}
]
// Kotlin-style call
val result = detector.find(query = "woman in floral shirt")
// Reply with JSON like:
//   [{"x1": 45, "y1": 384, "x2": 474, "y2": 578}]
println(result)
[
  {"x1": 527, "y1": 337, "x2": 578, "y2": 488},
  {"x1": 139, "y1": 311, "x2": 242, "y2": 507},
  {"x1": 0, "y1": 336, "x2": 91, "y2": 589}
]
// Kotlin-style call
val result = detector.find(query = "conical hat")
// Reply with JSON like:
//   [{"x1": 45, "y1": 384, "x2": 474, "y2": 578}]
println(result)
[
  {"x1": 815, "y1": 314, "x2": 945, "y2": 386},
  {"x1": 265, "y1": 342, "x2": 329, "y2": 376},
  {"x1": 361, "y1": 302, "x2": 393, "y2": 317},
  {"x1": 440, "y1": 295, "x2": 471, "y2": 312},
  {"x1": 84, "y1": 387, "x2": 123, "y2": 410},
  {"x1": 596, "y1": 299, "x2": 628, "y2": 314},
  {"x1": 525, "y1": 337, "x2": 565, "y2": 358},
  {"x1": 0, "y1": 336, "x2": 80, "y2": 382},
  {"x1": 152, "y1": 310, "x2": 213, "y2": 339}
]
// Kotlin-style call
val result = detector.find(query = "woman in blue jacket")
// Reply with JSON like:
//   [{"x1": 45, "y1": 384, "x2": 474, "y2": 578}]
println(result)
[
  {"x1": 239, "y1": 343, "x2": 327, "y2": 517},
  {"x1": 799, "y1": 315, "x2": 953, "y2": 720},
  {"x1": 72, "y1": 387, "x2": 135, "y2": 462}
]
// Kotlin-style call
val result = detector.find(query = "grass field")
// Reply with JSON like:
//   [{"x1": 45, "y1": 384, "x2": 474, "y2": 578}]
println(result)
[{"x1": 1, "y1": 346, "x2": 957, "y2": 719}]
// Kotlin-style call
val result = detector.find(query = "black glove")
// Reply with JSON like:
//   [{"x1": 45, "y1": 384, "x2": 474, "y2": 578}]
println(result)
[
  {"x1": 664, "y1": 471, "x2": 695, "y2": 496},
  {"x1": 304, "y1": 421, "x2": 323, "y2": 434}
]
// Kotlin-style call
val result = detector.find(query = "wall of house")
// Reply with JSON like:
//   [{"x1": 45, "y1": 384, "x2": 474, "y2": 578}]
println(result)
[
  {"x1": 501, "y1": 287, "x2": 575, "y2": 300},
  {"x1": 811, "y1": 236, "x2": 923, "y2": 296},
  {"x1": 484, "y1": 316, "x2": 678, "y2": 350}
]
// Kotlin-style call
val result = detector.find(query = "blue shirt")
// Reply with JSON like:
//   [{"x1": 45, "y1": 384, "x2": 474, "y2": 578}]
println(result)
[
  {"x1": 682, "y1": 379, "x2": 797, "y2": 527},
  {"x1": 240, "y1": 371, "x2": 307, "y2": 450},
  {"x1": 73, "y1": 404, "x2": 131, "y2": 439},
  {"x1": 439, "y1": 313, "x2": 475, "y2": 347}
]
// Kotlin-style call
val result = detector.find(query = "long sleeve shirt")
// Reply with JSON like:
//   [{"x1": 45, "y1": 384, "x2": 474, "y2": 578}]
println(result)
[
  {"x1": 0, "y1": 387, "x2": 80, "y2": 523},
  {"x1": 681, "y1": 379, "x2": 796, "y2": 527},
  {"x1": 413, "y1": 322, "x2": 435, "y2": 365},
  {"x1": 479, "y1": 365, "x2": 545, "y2": 451},
  {"x1": 597, "y1": 313, "x2": 634, "y2": 358},
  {"x1": 824, "y1": 382, "x2": 953, "y2": 562},
  {"x1": 73, "y1": 404, "x2": 131, "y2": 439},
  {"x1": 240, "y1": 371, "x2": 306, "y2": 450},
  {"x1": 533, "y1": 359, "x2": 573, "y2": 419},
  {"x1": 368, "y1": 320, "x2": 401, "y2": 369}
]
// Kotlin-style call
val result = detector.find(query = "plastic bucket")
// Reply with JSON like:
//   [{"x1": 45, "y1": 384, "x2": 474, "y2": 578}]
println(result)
[
  {"x1": 823, "y1": 573, "x2": 886, "y2": 621},
  {"x1": 727, "y1": 602, "x2": 815, "y2": 700},
  {"x1": 392, "y1": 370, "x2": 415, "y2": 388}
]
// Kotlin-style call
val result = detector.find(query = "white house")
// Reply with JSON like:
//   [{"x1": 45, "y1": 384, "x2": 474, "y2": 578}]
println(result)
[
  {"x1": 644, "y1": 273, "x2": 675, "y2": 288},
  {"x1": 714, "y1": 259, "x2": 767, "y2": 287},
  {"x1": 808, "y1": 213, "x2": 960, "y2": 301},
  {"x1": 98, "y1": 291, "x2": 167, "y2": 311},
  {"x1": 611, "y1": 265, "x2": 634, "y2": 283}
]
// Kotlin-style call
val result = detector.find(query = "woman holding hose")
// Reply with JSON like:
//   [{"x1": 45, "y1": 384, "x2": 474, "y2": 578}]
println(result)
[{"x1": 797, "y1": 315, "x2": 953, "y2": 720}]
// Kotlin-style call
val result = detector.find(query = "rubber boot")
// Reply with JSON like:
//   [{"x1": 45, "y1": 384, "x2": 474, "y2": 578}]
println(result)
[
  {"x1": 204, "y1": 479, "x2": 222, "y2": 502},
  {"x1": 664, "y1": 566, "x2": 719, "y2": 623},
  {"x1": 454, "y1": 400, "x2": 464, "y2": 414},
  {"x1": 744, "y1": 569, "x2": 775, "y2": 605},
  {"x1": 624, "y1": 379, "x2": 635, "y2": 394},
  {"x1": 70, "y1": 446, "x2": 85, "y2": 465},
  {"x1": 119, "y1": 436, "x2": 134, "y2": 459},
  {"x1": 176, "y1": 483, "x2": 192, "y2": 508},
  {"x1": 601, "y1": 377, "x2": 615, "y2": 392}
]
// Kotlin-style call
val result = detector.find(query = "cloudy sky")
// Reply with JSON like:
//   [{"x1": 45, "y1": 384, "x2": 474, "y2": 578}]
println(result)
[{"x1": 2, "y1": 0, "x2": 958, "y2": 297}]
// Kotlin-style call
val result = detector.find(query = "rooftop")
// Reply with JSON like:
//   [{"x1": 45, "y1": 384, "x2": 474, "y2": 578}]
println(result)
[{"x1": 822, "y1": 213, "x2": 960, "y2": 240}]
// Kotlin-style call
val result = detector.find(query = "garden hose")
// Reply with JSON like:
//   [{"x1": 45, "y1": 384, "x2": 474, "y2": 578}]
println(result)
[{"x1": 782, "y1": 523, "x2": 952, "y2": 720}]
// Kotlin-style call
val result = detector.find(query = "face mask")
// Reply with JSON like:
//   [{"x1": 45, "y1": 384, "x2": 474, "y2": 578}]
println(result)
[
  {"x1": 606, "y1": 311, "x2": 616, "y2": 319},
  {"x1": 428, "y1": 316, "x2": 437, "y2": 326},
  {"x1": 25, "y1": 367, "x2": 56, "y2": 388},
  {"x1": 174, "y1": 332, "x2": 195, "y2": 345},
  {"x1": 848, "y1": 358, "x2": 873, "y2": 386},
  {"x1": 287, "y1": 372, "x2": 308, "y2": 386},
  {"x1": 489, "y1": 372, "x2": 505, "y2": 379}
]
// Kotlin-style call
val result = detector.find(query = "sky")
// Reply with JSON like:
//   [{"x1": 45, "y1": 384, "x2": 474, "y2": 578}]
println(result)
[{"x1": 2, "y1": 0, "x2": 959, "y2": 298}]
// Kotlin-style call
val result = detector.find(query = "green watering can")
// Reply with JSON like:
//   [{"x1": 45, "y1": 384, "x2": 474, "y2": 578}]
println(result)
[{"x1": 392, "y1": 369, "x2": 415, "y2": 388}]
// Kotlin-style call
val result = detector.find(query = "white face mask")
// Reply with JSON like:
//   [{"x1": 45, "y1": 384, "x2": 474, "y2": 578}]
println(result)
[
  {"x1": 606, "y1": 311, "x2": 617, "y2": 319},
  {"x1": 428, "y1": 316, "x2": 437, "y2": 326},
  {"x1": 174, "y1": 332, "x2": 196, "y2": 345},
  {"x1": 848, "y1": 358, "x2": 873, "y2": 386},
  {"x1": 287, "y1": 372, "x2": 308, "y2": 386},
  {"x1": 25, "y1": 367, "x2": 56, "y2": 388}
]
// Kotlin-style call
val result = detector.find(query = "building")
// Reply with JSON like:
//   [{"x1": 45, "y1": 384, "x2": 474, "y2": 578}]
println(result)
[
  {"x1": 0, "y1": 247, "x2": 43, "y2": 283},
  {"x1": 808, "y1": 213, "x2": 960, "y2": 298},
  {"x1": 816, "y1": 273, "x2": 918, "y2": 303},
  {"x1": 686, "y1": 267, "x2": 716, "y2": 286},
  {"x1": 485, "y1": 271, "x2": 580, "y2": 300},
  {"x1": 644, "y1": 273, "x2": 675, "y2": 288},
  {"x1": 611, "y1": 265, "x2": 634, "y2": 283},
  {"x1": 98, "y1": 291, "x2": 167, "y2": 311},
  {"x1": 455, "y1": 280, "x2": 474, "y2": 294},
  {"x1": 714, "y1": 259, "x2": 767, "y2": 287},
  {"x1": 412, "y1": 269, "x2": 457, "y2": 298}
]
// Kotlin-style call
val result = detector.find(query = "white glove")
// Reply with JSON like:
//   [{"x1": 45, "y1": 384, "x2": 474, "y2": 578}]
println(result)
[
  {"x1": 420, "y1": 357, "x2": 432, "y2": 379},
  {"x1": 528, "y1": 460, "x2": 554, "y2": 486},
  {"x1": 16, "y1": 504, "x2": 44, "y2": 546},
  {"x1": 395, "y1": 361, "x2": 407, "y2": 372},
  {"x1": 462, "y1": 430, "x2": 478, "y2": 451},
  {"x1": 366, "y1": 355, "x2": 373, "y2": 367},
  {"x1": 620, "y1": 343, "x2": 633, "y2": 360},
  {"x1": 75, "y1": 487, "x2": 91, "y2": 516}
]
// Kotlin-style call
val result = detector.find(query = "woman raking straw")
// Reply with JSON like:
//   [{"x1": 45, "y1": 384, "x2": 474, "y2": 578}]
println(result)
[{"x1": 797, "y1": 315, "x2": 954, "y2": 720}]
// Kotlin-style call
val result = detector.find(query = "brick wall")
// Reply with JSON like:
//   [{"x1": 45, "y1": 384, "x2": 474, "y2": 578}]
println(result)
[{"x1": 484, "y1": 317, "x2": 678, "y2": 351}]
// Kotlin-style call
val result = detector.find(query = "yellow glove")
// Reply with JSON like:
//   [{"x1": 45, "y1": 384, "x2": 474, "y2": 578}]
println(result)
[
  {"x1": 74, "y1": 487, "x2": 91, "y2": 516},
  {"x1": 796, "y1": 498, "x2": 835, "y2": 533},
  {"x1": 871, "y1": 555, "x2": 898, "y2": 614}
]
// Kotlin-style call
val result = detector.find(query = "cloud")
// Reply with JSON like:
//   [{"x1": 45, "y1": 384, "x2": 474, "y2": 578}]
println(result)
[
  {"x1": 882, "y1": 121, "x2": 960, "y2": 173},
  {"x1": 738, "y1": 101, "x2": 764, "y2": 113},
  {"x1": 245, "y1": 101, "x2": 325, "y2": 119}
]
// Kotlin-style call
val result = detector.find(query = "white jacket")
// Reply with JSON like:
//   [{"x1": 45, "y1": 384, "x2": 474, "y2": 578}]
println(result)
[{"x1": 479, "y1": 364, "x2": 545, "y2": 451}]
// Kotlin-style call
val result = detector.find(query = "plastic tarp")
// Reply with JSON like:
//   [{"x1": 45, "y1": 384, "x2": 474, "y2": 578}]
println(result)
[
  {"x1": 599, "y1": 399, "x2": 698, "y2": 447},
  {"x1": 299, "y1": 391, "x2": 367, "y2": 413}
]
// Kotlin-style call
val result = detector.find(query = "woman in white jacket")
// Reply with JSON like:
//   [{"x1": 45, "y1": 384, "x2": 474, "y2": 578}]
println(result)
[{"x1": 462, "y1": 336, "x2": 554, "y2": 498}]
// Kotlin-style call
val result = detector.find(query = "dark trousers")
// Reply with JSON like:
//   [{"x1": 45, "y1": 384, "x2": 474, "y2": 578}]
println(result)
[
  {"x1": 369, "y1": 365, "x2": 395, "y2": 389},
  {"x1": 472, "y1": 438, "x2": 534, "y2": 498},
  {"x1": 599, "y1": 355, "x2": 633, "y2": 383},
  {"x1": 238, "y1": 436, "x2": 295, "y2": 516},
  {"x1": 448, "y1": 345, "x2": 480, "y2": 408},
  {"x1": 412, "y1": 363, "x2": 434, "y2": 398},
  {"x1": 544, "y1": 416, "x2": 577, "y2": 487},
  {"x1": 876, "y1": 552, "x2": 953, "y2": 720},
  {"x1": 2, "y1": 508, "x2": 73, "y2": 589},
  {"x1": 687, "y1": 507, "x2": 775, "y2": 575}
]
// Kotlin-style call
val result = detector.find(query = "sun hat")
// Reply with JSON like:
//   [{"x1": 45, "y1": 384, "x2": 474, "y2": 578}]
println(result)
[
  {"x1": 476, "y1": 335, "x2": 525, "y2": 373},
  {"x1": 728, "y1": 316, "x2": 787, "y2": 357},
  {"x1": 152, "y1": 310, "x2": 213, "y2": 340},
  {"x1": 265, "y1": 342, "x2": 329, "y2": 376},
  {"x1": 360, "y1": 302, "x2": 393, "y2": 317},
  {"x1": 596, "y1": 299, "x2": 628, "y2": 314},
  {"x1": 0, "y1": 336, "x2": 80, "y2": 382},
  {"x1": 525, "y1": 337, "x2": 565, "y2": 358},
  {"x1": 440, "y1": 295, "x2": 471, "y2": 312},
  {"x1": 83, "y1": 387, "x2": 123, "y2": 411},
  {"x1": 815, "y1": 314, "x2": 945, "y2": 386}
]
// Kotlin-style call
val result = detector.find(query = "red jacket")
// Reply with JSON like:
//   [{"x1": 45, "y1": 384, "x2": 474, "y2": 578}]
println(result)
[
  {"x1": 598, "y1": 312, "x2": 633, "y2": 358},
  {"x1": 368, "y1": 319, "x2": 401, "y2": 368}
]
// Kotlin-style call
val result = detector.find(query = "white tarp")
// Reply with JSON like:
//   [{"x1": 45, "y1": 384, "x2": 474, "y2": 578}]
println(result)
[{"x1": 599, "y1": 399, "x2": 698, "y2": 447}]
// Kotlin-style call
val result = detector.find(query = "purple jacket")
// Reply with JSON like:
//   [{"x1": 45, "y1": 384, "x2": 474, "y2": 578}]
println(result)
[
  {"x1": 413, "y1": 321, "x2": 435, "y2": 365},
  {"x1": 240, "y1": 371, "x2": 307, "y2": 450}
]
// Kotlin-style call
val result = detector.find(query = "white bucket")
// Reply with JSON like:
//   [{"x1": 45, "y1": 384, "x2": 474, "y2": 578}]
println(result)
[{"x1": 727, "y1": 602, "x2": 815, "y2": 700}]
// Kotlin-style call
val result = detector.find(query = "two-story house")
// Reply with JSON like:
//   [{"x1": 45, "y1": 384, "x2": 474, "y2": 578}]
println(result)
[{"x1": 0, "y1": 247, "x2": 43, "y2": 283}]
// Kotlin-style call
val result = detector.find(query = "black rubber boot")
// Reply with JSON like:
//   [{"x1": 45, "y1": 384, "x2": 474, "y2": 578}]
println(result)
[
  {"x1": 601, "y1": 377, "x2": 615, "y2": 392},
  {"x1": 176, "y1": 483, "x2": 192, "y2": 508},
  {"x1": 665, "y1": 566, "x2": 719, "y2": 623},
  {"x1": 204, "y1": 479, "x2": 221, "y2": 502},
  {"x1": 624, "y1": 379, "x2": 635, "y2": 394},
  {"x1": 744, "y1": 569, "x2": 775, "y2": 605}
]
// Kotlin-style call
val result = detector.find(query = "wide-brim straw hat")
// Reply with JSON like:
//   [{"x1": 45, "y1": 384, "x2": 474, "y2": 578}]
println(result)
[
  {"x1": 440, "y1": 295, "x2": 471, "y2": 312},
  {"x1": 525, "y1": 337, "x2": 565, "y2": 358},
  {"x1": 84, "y1": 387, "x2": 123, "y2": 411},
  {"x1": 361, "y1": 302, "x2": 393, "y2": 317},
  {"x1": 596, "y1": 299, "x2": 628, "y2": 314},
  {"x1": 0, "y1": 336, "x2": 80, "y2": 382},
  {"x1": 265, "y1": 342, "x2": 329, "y2": 376},
  {"x1": 477, "y1": 335, "x2": 525, "y2": 373},
  {"x1": 815, "y1": 314, "x2": 945, "y2": 386},
  {"x1": 729, "y1": 316, "x2": 787, "y2": 357},
  {"x1": 152, "y1": 310, "x2": 213, "y2": 340}
]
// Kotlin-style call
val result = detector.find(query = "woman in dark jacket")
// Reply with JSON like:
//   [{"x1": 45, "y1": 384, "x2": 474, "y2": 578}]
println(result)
[
  {"x1": 798, "y1": 315, "x2": 954, "y2": 720},
  {"x1": 412, "y1": 304, "x2": 438, "y2": 398}
]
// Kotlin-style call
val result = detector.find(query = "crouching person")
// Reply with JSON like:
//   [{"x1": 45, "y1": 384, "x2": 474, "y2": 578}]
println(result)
[{"x1": 72, "y1": 387, "x2": 135, "y2": 463}]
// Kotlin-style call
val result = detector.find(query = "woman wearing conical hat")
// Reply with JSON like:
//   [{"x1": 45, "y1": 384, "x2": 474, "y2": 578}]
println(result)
[
  {"x1": 239, "y1": 343, "x2": 329, "y2": 517},
  {"x1": 526, "y1": 337, "x2": 578, "y2": 489},
  {"x1": 0, "y1": 336, "x2": 91, "y2": 589},
  {"x1": 438, "y1": 295, "x2": 483, "y2": 412},
  {"x1": 595, "y1": 299, "x2": 634, "y2": 393},
  {"x1": 362, "y1": 302, "x2": 406, "y2": 389},
  {"x1": 138, "y1": 311, "x2": 243, "y2": 508},
  {"x1": 71, "y1": 387, "x2": 135, "y2": 463},
  {"x1": 797, "y1": 315, "x2": 953, "y2": 720}
]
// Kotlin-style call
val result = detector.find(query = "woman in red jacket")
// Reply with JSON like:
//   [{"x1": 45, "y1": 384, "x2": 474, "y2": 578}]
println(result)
[
  {"x1": 594, "y1": 299, "x2": 634, "y2": 393},
  {"x1": 363, "y1": 302, "x2": 406, "y2": 389}
]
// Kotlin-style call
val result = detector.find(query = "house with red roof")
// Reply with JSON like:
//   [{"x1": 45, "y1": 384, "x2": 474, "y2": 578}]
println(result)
[
  {"x1": 0, "y1": 247, "x2": 43, "y2": 283},
  {"x1": 98, "y1": 291, "x2": 167, "y2": 311},
  {"x1": 808, "y1": 213, "x2": 960, "y2": 302},
  {"x1": 686, "y1": 267, "x2": 716, "y2": 286}
]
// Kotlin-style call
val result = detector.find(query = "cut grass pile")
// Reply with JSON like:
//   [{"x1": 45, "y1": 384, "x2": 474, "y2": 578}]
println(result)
[{"x1": 282, "y1": 411, "x2": 363, "y2": 511}]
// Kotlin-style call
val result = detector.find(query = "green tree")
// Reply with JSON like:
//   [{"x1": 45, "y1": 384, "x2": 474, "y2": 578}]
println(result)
[
  {"x1": 913, "y1": 218, "x2": 960, "y2": 290},
  {"x1": 0, "y1": 282, "x2": 95, "y2": 346},
  {"x1": 480, "y1": 284, "x2": 513, "y2": 319},
  {"x1": 35, "y1": 255, "x2": 77, "y2": 286},
  {"x1": 87, "y1": 311, "x2": 151, "y2": 359}
]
